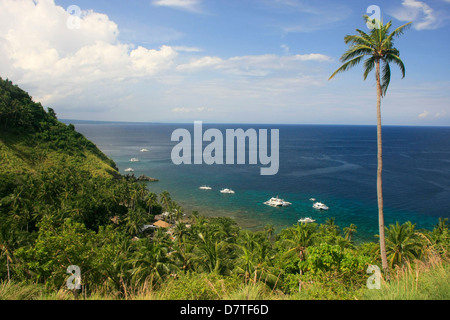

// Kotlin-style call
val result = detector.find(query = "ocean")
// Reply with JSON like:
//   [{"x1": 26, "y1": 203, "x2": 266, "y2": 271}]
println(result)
[{"x1": 67, "y1": 121, "x2": 450, "y2": 242}]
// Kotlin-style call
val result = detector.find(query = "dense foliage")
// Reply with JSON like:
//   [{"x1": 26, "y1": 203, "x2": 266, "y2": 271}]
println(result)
[
  {"x1": 0, "y1": 77, "x2": 116, "y2": 175},
  {"x1": 0, "y1": 78, "x2": 448, "y2": 300}
]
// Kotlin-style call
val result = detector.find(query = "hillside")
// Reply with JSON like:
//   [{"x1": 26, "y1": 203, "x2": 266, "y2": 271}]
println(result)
[{"x1": 0, "y1": 77, "x2": 118, "y2": 178}]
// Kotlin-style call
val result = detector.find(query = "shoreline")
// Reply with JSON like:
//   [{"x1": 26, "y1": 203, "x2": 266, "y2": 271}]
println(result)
[{"x1": 154, "y1": 188, "x2": 444, "y2": 245}]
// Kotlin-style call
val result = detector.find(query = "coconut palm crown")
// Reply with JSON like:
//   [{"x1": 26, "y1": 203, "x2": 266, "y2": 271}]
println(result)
[{"x1": 329, "y1": 16, "x2": 411, "y2": 95}]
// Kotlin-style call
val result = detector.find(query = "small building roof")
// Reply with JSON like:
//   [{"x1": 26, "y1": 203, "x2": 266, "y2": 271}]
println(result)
[{"x1": 153, "y1": 220, "x2": 171, "y2": 228}]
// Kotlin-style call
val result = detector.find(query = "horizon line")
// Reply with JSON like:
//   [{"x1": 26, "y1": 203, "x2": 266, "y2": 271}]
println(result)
[{"x1": 60, "y1": 119, "x2": 450, "y2": 128}]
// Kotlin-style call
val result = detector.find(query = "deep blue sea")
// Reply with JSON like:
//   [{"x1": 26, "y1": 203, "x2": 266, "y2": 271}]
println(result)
[{"x1": 67, "y1": 121, "x2": 450, "y2": 242}]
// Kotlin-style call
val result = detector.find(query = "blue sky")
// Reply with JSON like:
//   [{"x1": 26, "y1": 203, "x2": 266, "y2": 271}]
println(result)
[{"x1": 0, "y1": 0, "x2": 449, "y2": 125}]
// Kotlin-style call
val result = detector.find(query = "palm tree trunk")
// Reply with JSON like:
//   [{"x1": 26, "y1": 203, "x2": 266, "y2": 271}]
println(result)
[{"x1": 376, "y1": 59, "x2": 389, "y2": 277}]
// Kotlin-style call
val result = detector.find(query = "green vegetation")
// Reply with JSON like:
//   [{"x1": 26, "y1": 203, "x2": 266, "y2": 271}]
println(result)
[
  {"x1": 0, "y1": 77, "x2": 449, "y2": 300},
  {"x1": 0, "y1": 77, "x2": 117, "y2": 177}
]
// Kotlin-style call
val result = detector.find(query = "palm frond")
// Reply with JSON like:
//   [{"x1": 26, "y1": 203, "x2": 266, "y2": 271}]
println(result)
[
  {"x1": 385, "y1": 53, "x2": 406, "y2": 78},
  {"x1": 383, "y1": 22, "x2": 412, "y2": 47},
  {"x1": 362, "y1": 14, "x2": 383, "y2": 46},
  {"x1": 329, "y1": 55, "x2": 365, "y2": 80},
  {"x1": 384, "y1": 21, "x2": 392, "y2": 34},
  {"x1": 363, "y1": 56, "x2": 376, "y2": 80},
  {"x1": 385, "y1": 48, "x2": 400, "y2": 56},
  {"x1": 344, "y1": 34, "x2": 372, "y2": 47},
  {"x1": 381, "y1": 61, "x2": 391, "y2": 97},
  {"x1": 355, "y1": 29, "x2": 372, "y2": 42},
  {"x1": 340, "y1": 44, "x2": 373, "y2": 62},
  {"x1": 380, "y1": 21, "x2": 391, "y2": 44}
]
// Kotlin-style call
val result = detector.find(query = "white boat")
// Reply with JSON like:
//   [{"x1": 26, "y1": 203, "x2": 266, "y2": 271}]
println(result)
[
  {"x1": 220, "y1": 188, "x2": 235, "y2": 194},
  {"x1": 199, "y1": 186, "x2": 212, "y2": 190},
  {"x1": 124, "y1": 168, "x2": 134, "y2": 173},
  {"x1": 313, "y1": 202, "x2": 329, "y2": 210},
  {"x1": 309, "y1": 198, "x2": 316, "y2": 201},
  {"x1": 130, "y1": 158, "x2": 140, "y2": 162},
  {"x1": 264, "y1": 197, "x2": 292, "y2": 207},
  {"x1": 140, "y1": 148, "x2": 149, "y2": 152},
  {"x1": 298, "y1": 217, "x2": 316, "y2": 223}
]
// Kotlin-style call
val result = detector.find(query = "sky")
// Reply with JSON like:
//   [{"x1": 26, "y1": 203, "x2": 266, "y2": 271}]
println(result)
[{"x1": 0, "y1": 0, "x2": 449, "y2": 126}]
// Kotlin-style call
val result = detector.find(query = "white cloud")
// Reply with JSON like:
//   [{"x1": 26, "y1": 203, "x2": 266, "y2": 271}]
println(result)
[
  {"x1": 390, "y1": 0, "x2": 444, "y2": 30},
  {"x1": 291, "y1": 53, "x2": 332, "y2": 62},
  {"x1": 0, "y1": 0, "x2": 178, "y2": 105},
  {"x1": 419, "y1": 110, "x2": 429, "y2": 118},
  {"x1": 130, "y1": 45, "x2": 178, "y2": 74},
  {"x1": 173, "y1": 46, "x2": 203, "y2": 53},
  {"x1": 172, "y1": 106, "x2": 213, "y2": 113},
  {"x1": 0, "y1": 0, "x2": 336, "y2": 123},
  {"x1": 434, "y1": 111, "x2": 446, "y2": 118},
  {"x1": 152, "y1": 0, "x2": 203, "y2": 13},
  {"x1": 281, "y1": 44, "x2": 290, "y2": 55},
  {"x1": 177, "y1": 56, "x2": 223, "y2": 71},
  {"x1": 177, "y1": 53, "x2": 332, "y2": 75},
  {"x1": 418, "y1": 109, "x2": 448, "y2": 120}
]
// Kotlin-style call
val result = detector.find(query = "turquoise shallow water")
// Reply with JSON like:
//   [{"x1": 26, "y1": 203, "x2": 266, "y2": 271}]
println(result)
[{"x1": 69, "y1": 121, "x2": 450, "y2": 242}]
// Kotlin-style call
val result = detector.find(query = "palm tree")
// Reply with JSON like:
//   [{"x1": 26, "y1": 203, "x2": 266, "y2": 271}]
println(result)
[
  {"x1": 0, "y1": 217, "x2": 27, "y2": 282},
  {"x1": 124, "y1": 209, "x2": 147, "y2": 236},
  {"x1": 190, "y1": 211, "x2": 200, "y2": 223},
  {"x1": 385, "y1": 222, "x2": 423, "y2": 267},
  {"x1": 424, "y1": 218, "x2": 449, "y2": 258},
  {"x1": 344, "y1": 224, "x2": 358, "y2": 242},
  {"x1": 194, "y1": 230, "x2": 231, "y2": 275},
  {"x1": 172, "y1": 204, "x2": 184, "y2": 223},
  {"x1": 329, "y1": 16, "x2": 411, "y2": 275},
  {"x1": 173, "y1": 221, "x2": 188, "y2": 248},
  {"x1": 264, "y1": 224, "x2": 275, "y2": 242},
  {"x1": 236, "y1": 232, "x2": 277, "y2": 286},
  {"x1": 236, "y1": 245, "x2": 256, "y2": 284},
  {"x1": 128, "y1": 241, "x2": 179, "y2": 284},
  {"x1": 0, "y1": 238, "x2": 13, "y2": 282},
  {"x1": 145, "y1": 192, "x2": 158, "y2": 216},
  {"x1": 432, "y1": 218, "x2": 448, "y2": 238},
  {"x1": 324, "y1": 217, "x2": 339, "y2": 235},
  {"x1": 278, "y1": 223, "x2": 317, "y2": 292},
  {"x1": 281, "y1": 222, "x2": 317, "y2": 273},
  {"x1": 159, "y1": 191, "x2": 172, "y2": 216}
]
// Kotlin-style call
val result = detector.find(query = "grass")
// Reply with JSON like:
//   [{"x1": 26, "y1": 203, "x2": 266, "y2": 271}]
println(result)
[
  {"x1": 2, "y1": 256, "x2": 448, "y2": 300},
  {"x1": 361, "y1": 255, "x2": 450, "y2": 300},
  {"x1": 0, "y1": 281, "x2": 43, "y2": 300}
]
